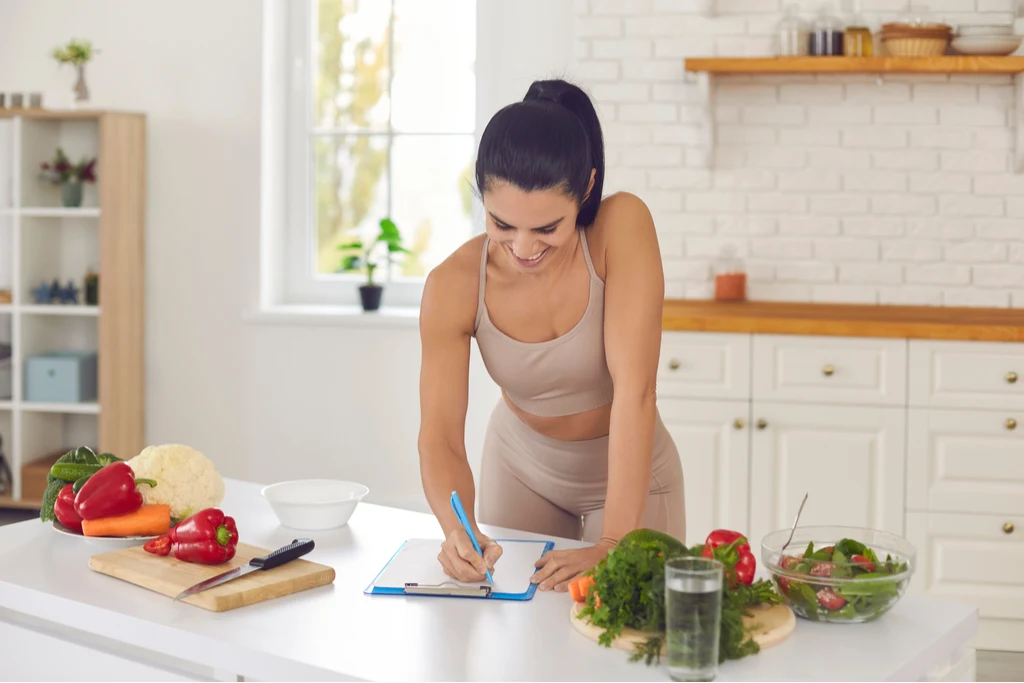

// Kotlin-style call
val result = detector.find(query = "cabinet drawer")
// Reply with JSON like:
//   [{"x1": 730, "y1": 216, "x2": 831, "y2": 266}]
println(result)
[
  {"x1": 752, "y1": 335, "x2": 907, "y2": 406},
  {"x1": 906, "y1": 511, "x2": 1024, "y2": 651},
  {"x1": 908, "y1": 408, "x2": 1024, "y2": 516},
  {"x1": 658, "y1": 332, "x2": 750, "y2": 400},
  {"x1": 910, "y1": 340, "x2": 1024, "y2": 410}
]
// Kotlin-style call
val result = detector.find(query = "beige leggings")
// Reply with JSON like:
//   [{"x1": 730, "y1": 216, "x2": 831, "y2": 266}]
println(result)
[{"x1": 478, "y1": 399, "x2": 686, "y2": 544}]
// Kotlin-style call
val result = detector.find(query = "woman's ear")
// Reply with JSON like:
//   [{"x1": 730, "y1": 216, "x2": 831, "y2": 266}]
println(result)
[{"x1": 583, "y1": 168, "x2": 596, "y2": 201}]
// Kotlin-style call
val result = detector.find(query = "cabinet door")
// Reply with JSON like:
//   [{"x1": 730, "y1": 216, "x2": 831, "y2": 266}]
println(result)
[
  {"x1": 906, "y1": 511, "x2": 1024, "y2": 652},
  {"x1": 659, "y1": 332, "x2": 751, "y2": 401},
  {"x1": 659, "y1": 398, "x2": 750, "y2": 546},
  {"x1": 749, "y1": 402, "x2": 906, "y2": 549},
  {"x1": 908, "y1": 407, "x2": 1024, "y2": 516}
]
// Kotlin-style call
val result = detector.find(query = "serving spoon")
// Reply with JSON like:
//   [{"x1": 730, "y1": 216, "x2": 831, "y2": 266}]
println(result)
[{"x1": 780, "y1": 492, "x2": 809, "y2": 553}]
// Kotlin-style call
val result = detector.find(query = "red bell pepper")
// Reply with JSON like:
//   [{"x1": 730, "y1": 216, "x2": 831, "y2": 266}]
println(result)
[
  {"x1": 168, "y1": 508, "x2": 238, "y2": 565},
  {"x1": 702, "y1": 529, "x2": 756, "y2": 586},
  {"x1": 143, "y1": 535, "x2": 172, "y2": 556},
  {"x1": 53, "y1": 483, "x2": 84, "y2": 532},
  {"x1": 73, "y1": 461, "x2": 157, "y2": 521}
]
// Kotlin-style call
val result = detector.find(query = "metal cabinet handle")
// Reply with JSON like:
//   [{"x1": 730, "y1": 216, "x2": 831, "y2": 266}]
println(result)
[
  {"x1": 1007, "y1": 418, "x2": 1018, "y2": 431},
  {"x1": 733, "y1": 418, "x2": 745, "y2": 430},
  {"x1": 668, "y1": 359, "x2": 680, "y2": 371},
  {"x1": 1008, "y1": 371, "x2": 1019, "y2": 384},
  {"x1": 756, "y1": 419, "x2": 768, "y2": 430},
  {"x1": 1005, "y1": 522, "x2": 1015, "y2": 534},
  {"x1": 822, "y1": 364, "x2": 835, "y2": 377}
]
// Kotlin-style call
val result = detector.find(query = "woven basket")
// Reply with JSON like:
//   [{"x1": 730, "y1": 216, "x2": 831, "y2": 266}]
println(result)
[{"x1": 881, "y1": 36, "x2": 949, "y2": 56}]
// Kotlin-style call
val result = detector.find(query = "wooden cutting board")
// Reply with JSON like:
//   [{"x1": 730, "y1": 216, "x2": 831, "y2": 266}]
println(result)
[
  {"x1": 88, "y1": 542, "x2": 336, "y2": 612},
  {"x1": 570, "y1": 601, "x2": 795, "y2": 655}
]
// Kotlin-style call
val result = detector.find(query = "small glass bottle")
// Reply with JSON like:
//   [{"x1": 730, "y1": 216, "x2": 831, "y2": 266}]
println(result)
[
  {"x1": 713, "y1": 245, "x2": 747, "y2": 302},
  {"x1": 776, "y1": 4, "x2": 808, "y2": 56},
  {"x1": 809, "y1": 2, "x2": 846, "y2": 56},
  {"x1": 844, "y1": 0, "x2": 874, "y2": 56}
]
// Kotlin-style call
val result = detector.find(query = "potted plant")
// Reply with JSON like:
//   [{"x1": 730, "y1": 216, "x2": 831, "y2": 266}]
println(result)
[
  {"x1": 40, "y1": 148, "x2": 97, "y2": 208},
  {"x1": 337, "y1": 217, "x2": 410, "y2": 312},
  {"x1": 52, "y1": 38, "x2": 96, "y2": 106}
]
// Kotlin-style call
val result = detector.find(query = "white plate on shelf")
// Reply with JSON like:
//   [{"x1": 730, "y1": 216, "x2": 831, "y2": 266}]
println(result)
[
  {"x1": 51, "y1": 519, "x2": 160, "y2": 545},
  {"x1": 951, "y1": 35, "x2": 1022, "y2": 55}
]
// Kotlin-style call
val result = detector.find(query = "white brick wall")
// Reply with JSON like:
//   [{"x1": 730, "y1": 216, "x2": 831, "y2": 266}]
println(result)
[{"x1": 571, "y1": 0, "x2": 1024, "y2": 307}]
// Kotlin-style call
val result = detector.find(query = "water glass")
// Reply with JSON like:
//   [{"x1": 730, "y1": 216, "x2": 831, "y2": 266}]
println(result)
[{"x1": 665, "y1": 556, "x2": 723, "y2": 682}]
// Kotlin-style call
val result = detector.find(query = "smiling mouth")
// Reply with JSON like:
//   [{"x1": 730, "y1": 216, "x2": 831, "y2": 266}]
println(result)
[{"x1": 509, "y1": 246, "x2": 549, "y2": 265}]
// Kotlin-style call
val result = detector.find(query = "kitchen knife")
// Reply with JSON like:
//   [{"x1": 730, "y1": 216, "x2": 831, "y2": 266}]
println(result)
[{"x1": 173, "y1": 538, "x2": 315, "y2": 601}]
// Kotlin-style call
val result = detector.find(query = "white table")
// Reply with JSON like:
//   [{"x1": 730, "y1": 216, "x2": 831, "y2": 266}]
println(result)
[{"x1": 0, "y1": 479, "x2": 979, "y2": 682}]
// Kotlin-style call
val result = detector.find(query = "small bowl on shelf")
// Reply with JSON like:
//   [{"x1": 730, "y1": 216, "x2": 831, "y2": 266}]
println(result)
[
  {"x1": 951, "y1": 34, "x2": 1022, "y2": 56},
  {"x1": 261, "y1": 479, "x2": 369, "y2": 530},
  {"x1": 762, "y1": 525, "x2": 916, "y2": 624}
]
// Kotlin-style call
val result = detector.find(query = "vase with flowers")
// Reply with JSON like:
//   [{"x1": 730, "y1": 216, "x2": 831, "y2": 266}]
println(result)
[
  {"x1": 40, "y1": 148, "x2": 97, "y2": 207},
  {"x1": 52, "y1": 38, "x2": 97, "y2": 107}
]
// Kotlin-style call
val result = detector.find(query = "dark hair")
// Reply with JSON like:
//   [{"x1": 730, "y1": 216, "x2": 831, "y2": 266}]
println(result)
[{"x1": 475, "y1": 79, "x2": 605, "y2": 228}]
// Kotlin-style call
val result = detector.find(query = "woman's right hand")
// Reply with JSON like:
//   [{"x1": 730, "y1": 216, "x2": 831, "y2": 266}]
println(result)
[{"x1": 438, "y1": 528, "x2": 503, "y2": 582}]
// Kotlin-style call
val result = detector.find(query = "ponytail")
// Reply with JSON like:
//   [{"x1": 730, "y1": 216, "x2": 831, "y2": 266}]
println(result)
[{"x1": 475, "y1": 79, "x2": 605, "y2": 227}]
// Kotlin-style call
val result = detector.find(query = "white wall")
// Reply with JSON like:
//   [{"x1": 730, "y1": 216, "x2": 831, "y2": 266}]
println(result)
[
  {"x1": 571, "y1": 0, "x2": 1024, "y2": 307},
  {"x1": 0, "y1": 0, "x2": 577, "y2": 514}
]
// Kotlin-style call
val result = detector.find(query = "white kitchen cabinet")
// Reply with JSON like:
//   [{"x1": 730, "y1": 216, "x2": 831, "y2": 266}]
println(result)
[
  {"x1": 908, "y1": 407, "x2": 1024, "y2": 516},
  {"x1": 747, "y1": 402, "x2": 907, "y2": 550},
  {"x1": 752, "y1": 334, "x2": 907, "y2": 406},
  {"x1": 659, "y1": 397, "x2": 750, "y2": 546},
  {"x1": 906, "y1": 511, "x2": 1024, "y2": 652},
  {"x1": 909, "y1": 340, "x2": 1024, "y2": 411},
  {"x1": 658, "y1": 332, "x2": 750, "y2": 400}
]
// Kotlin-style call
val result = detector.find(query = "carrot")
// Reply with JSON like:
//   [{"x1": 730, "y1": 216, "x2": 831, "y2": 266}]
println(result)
[
  {"x1": 82, "y1": 504, "x2": 171, "y2": 537},
  {"x1": 569, "y1": 574, "x2": 596, "y2": 603}
]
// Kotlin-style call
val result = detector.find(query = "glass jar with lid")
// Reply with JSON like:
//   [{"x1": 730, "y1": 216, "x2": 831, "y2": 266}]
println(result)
[
  {"x1": 775, "y1": 4, "x2": 808, "y2": 56},
  {"x1": 809, "y1": 2, "x2": 846, "y2": 55},
  {"x1": 713, "y1": 244, "x2": 747, "y2": 302}
]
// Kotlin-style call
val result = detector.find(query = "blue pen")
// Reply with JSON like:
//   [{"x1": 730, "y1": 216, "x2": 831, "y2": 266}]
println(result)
[{"x1": 450, "y1": 490, "x2": 494, "y2": 585}]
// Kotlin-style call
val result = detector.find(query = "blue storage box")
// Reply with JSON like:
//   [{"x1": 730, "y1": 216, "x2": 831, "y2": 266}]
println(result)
[{"x1": 25, "y1": 351, "x2": 98, "y2": 403}]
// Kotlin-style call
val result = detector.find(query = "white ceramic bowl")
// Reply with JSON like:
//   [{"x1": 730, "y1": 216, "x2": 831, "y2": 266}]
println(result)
[
  {"x1": 951, "y1": 35, "x2": 1022, "y2": 55},
  {"x1": 957, "y1": 24, "x2": 1013, "y2": 37},
  {"x1": 261, "y1": 479, "x2": 369, "y2": 530}
]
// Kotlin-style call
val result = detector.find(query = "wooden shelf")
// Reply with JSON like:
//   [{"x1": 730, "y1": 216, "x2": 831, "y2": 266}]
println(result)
[
  {"x1": 20, "y1": 304, "x2": 99, "y2": 316},
  {"x1": 684, "y1": 56, "x2": 1024, "y2": 74},
  {"x1": 0, "y1": 495, "x2": 41, "y2": 510},
  {"x1": 20, "y1": 402, "x2": 100, "y2": 415},
  {"x1": 663, "y1": 300, "x2": 1024, "y2": 341},
  {"x1": 18, "y1": 207, "x2": 101, "y2": 218}
]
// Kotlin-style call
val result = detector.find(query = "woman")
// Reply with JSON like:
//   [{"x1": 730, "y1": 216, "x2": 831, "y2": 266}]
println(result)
[{"x1": 417, "y1": 78, "x2": 685, "y2": 593}]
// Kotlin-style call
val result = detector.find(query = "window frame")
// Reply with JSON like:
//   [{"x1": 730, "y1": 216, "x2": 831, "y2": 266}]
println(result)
[{"x1": 280, "y1": 0, "x2": 477, "y2": 309}]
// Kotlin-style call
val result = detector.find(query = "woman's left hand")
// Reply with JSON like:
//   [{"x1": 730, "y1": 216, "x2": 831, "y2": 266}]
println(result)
[{"x1": 532, "y1": 542, "x2": 613, "y2": 592}]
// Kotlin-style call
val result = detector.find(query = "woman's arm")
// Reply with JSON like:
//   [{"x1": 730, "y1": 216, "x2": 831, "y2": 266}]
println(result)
[
  {"x1": 599, "y1": 193, "x2": 665, "y2": 544},
  {"x1": 531, "y1": 193, "x2": 666, "y2": 591},
  {"x1": 418, "y1": 254, "x2": 502, "y2": 581}
]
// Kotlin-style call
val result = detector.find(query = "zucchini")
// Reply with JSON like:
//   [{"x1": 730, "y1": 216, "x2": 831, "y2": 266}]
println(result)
[
  {"x1": 50, "y1": 462, "x2": 103, "y2": 483},
  {"x1": 72, "y1": 473, "x2": 93, "y2": 494},
  {"x1": 45, "y1": 446, "x2": 100, "y2": 485}
]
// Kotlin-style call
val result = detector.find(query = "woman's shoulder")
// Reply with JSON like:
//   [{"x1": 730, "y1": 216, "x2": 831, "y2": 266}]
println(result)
[
  {"x1": 587, "y1": 192, "x2": 656, "y2": 275},
  {"x1": 420, "y1": 233, "x2": 487, "y2": 332}
]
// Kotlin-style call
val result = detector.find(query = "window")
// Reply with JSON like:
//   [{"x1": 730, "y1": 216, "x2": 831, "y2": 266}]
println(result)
[{"x1": 281, "y1": 0, "x2": 477, "y2": 308}]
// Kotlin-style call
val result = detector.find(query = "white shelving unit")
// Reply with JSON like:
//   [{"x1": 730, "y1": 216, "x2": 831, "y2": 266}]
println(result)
[{"x1": 0, "y1": 110, "x2": 145, "y2": 509}]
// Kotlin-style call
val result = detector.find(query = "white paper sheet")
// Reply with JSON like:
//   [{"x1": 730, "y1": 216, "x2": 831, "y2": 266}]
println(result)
[{"x1": 372, "y1": 538, "x2": 549, "y2": 595}]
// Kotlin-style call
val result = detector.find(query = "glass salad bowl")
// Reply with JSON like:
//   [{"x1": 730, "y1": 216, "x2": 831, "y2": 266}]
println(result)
[{"x1": 762, "y1": 525, "x2": 916, "y2": 623}]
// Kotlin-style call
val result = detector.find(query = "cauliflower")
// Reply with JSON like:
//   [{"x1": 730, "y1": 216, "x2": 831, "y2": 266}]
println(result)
[{"x1": 129, "y1": 444, "x2": 225, "y2": 522}]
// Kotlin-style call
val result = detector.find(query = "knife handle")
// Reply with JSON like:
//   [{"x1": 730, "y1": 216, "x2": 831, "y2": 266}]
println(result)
[{"x1": 251, "y1": 538, "x2": 315, "y2": 570}]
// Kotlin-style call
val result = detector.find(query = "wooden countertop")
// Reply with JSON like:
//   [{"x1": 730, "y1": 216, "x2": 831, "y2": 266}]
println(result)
[{"x1": 663, "y1": 300, "x2": 1024, "y2": 342}]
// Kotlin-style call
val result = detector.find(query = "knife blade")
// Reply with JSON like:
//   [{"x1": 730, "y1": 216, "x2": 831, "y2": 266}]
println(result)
[{"x1": 173, "y1": 538, "x2": 315, "y2": 602}]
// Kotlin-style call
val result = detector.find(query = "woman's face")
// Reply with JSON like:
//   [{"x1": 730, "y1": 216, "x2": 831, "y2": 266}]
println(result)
[{"x1": 483, "y1": 181, "x2": 580, "y2": 274}]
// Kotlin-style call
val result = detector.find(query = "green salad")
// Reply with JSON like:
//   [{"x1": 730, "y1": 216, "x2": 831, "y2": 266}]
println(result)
[{"x1": 772, "y1": 538, "x2": 910, "y2": 622}]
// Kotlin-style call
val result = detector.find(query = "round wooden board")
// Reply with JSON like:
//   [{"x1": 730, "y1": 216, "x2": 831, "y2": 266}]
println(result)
[{"x1": 570, "y1": 601, "x2": 795, "y2": 655}]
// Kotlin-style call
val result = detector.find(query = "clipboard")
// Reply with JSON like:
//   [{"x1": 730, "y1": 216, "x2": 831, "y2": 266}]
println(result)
[{"x1": 364, "y1": 538, "x2": 555, "y2": 600}]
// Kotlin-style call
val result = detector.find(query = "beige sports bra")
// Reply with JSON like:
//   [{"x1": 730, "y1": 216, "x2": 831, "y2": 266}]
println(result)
[{"x1": 472, "y1": 229, "x2": 614, "y2": 418}]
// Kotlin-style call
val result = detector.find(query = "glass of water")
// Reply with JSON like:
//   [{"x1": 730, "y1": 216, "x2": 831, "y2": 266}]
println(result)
[{"x1": 665, "y1": 556, "x2": 724, "y2": 682}]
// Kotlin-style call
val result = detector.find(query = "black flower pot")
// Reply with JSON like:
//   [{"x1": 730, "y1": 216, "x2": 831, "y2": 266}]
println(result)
[{"x1": 359, "y1": 284, "x2": 383, "y2": 311}]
